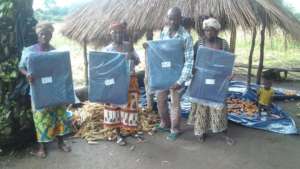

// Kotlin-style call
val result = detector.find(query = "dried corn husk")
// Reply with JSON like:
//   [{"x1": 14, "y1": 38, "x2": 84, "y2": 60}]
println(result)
[{"x1": 70, "y1": 102, "x2": 159, "y2": 142}]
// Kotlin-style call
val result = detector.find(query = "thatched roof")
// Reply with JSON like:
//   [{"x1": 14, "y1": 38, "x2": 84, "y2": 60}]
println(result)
[{"x1": 61, "y1": 0, "x2": 300, "y2": 46}]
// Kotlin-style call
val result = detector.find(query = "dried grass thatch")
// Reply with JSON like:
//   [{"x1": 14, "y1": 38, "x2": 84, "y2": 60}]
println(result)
[{"x1": 61, "y1": 0, "x2": 300, "y2": 46}]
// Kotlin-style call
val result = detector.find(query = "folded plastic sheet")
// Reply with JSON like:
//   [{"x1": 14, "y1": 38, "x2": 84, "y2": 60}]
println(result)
[
  {"x1": 28, "y1": 51, "x2": 75, "y2": 109},
  {"x1": 88, "y1": 51, "x2": 130, "y2": 105},
  {"x1": 138, "y1": 81, "x2": 298, "y2": 134},
  {"x1": 146, "y1": 39, "x2": 184, "y2": 92},
  {"x1": 188, "y1": 47, "x2": 235, "y2": 106},
  {"x1": 227, "y1": 82, "x2": 298, "y2": 134}
]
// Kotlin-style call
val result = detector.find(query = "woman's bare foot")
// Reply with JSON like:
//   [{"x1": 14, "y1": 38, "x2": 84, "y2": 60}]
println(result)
[
  {"x1": 57, "y1": 136, "x2": 71, "y2": 152},
  {"x1": 197, "y1": 134, "x2": 206, "y2": 143},
  {"x1": 58, "y1": 142, "x2": 71, "y2": 152},
  {"x1": 30, "y1": 145, "x2": 47, "y2": 158}
]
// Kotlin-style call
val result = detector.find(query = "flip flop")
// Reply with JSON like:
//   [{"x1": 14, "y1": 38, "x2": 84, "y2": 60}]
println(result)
[
  {"x1": 153, "y1": 124, "x2": 170, "y2": 133},
  {"x1": 116, "y1": 137, "x2": 127, "y2": 146},
  {"x1": 166, "y1": 133, "x2": 179, "y2": 141}
]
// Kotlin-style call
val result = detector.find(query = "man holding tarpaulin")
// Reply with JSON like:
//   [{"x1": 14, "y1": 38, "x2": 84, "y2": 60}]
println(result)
[{"x1": 145, "y1": 7, "x2": 194, "y2": 141}]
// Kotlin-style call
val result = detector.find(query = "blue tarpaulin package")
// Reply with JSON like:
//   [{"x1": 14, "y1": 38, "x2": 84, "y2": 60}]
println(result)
[
  {"x1": 226, "y1": 81, "x2": 298, "y2": 134},
  {"x1": 28, "y1": 51, "x2": 75, "y2": 109},
  {"x1": 188, "y1": 47, "x2": 235, "y2": 106},
  {"x1": 146, "y1": 39, "x2": 184, "y2": 92},
  {"x1": 138, "y1": 80, "x2": 298, "y2": 134},
  {"x1": 88, "y1": 51, "x2": 130, "y2": 105}
]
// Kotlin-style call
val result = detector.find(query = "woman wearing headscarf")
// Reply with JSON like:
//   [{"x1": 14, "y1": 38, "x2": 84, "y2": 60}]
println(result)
[
  {"x1": 188, "y1": 18, "x2": 235, "y2": 145},
  {"x1": 102, "y1": 22, "x2": 140, "y2": 146},
  {"x1": 19, "y1": 22, "x2": 72, "y2": 158}
]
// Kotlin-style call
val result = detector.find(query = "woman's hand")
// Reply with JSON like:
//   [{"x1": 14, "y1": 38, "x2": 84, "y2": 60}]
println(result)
[
  {"x1": 26, "y1": 73, "x2": 34, "y2": 83},
  {"x1": 227, "y1": 74, "x2": 235, "y2": 81},
  {"x1": 143, "y1": 42, "x2": 148, "y2": 49},
  {"x1": 171, "y1": 83, "x2": 182, "y2": 91}
]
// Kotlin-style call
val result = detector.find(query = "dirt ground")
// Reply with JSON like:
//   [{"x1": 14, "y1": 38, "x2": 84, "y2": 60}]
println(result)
[
  {"x1": 0, "y1": 80, "x2": 299, "y2": 169},
  {"x1": 0, "y1": 102, "x2": 299, "y2": 169}
]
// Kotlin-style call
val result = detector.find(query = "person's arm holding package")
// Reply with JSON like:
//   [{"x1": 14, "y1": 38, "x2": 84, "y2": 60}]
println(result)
[{"x1": 171, "y1": 35, "x2": 194, "y2": 90}]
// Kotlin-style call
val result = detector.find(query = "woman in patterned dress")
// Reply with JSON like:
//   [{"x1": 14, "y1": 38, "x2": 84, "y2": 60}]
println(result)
[
  {"x1": 188, "y1": 18, "x2": 235, "y2": 145},
  {"x1": 19, "y1": 22, "x2": 72, "y2": 158},
  {"x1": 102, "y1": 22, "x2": 140, "y2": 146}
]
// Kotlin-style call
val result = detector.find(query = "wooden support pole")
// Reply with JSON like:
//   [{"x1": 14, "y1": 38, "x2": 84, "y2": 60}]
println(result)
[
  {"x1": 284, "y1": 34, "x2": 288, "y2": 51},
  {"x1": 256, "y1": 22, "x2": 266, "y2": 85},
  {"x1": 83, "y1": 41, "x2": 88, "y2": 87},
  {"x1": 230, "y1": 26, "x2": 237, "y2": 53},
  {"x1": 247, "y1": 27, "x2": 257, "y2": 87}
]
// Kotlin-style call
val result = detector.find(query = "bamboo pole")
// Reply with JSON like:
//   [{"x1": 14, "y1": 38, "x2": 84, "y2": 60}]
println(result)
[
  {"x1": 256, "y1": 22, "x2": 266, "y2": 85},
  {"x1": 247, "y1": 27, "x2": 257, "y2": 87}
]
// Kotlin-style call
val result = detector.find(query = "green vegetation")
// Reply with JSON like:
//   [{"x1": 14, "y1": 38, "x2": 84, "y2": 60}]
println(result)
[
  {"x1": 34, "y1": 0, "x2": 88, "y2": 22},
  {"x1": 0, "y1": 0, "x2": 35, "y2": 150}
]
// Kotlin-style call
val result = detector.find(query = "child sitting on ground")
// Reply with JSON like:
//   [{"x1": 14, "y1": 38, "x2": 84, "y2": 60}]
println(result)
[{"x1": 257, "y1": 79, "x2": 274, "y2": 117}]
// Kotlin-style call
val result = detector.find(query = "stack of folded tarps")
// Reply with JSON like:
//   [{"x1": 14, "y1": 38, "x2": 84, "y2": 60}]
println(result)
[
  {"x1": 88, "y1": 52, "x2": 130, "y2": 105},
  {"x1": 188, "y1": 47, "x2": 235, "y2": 107},
  {"x1": 146, "y1": 39, "x2": 184, "y2": 92},
  {"x1": 28, "y1": 51, "x2": 75, "y2": 109}
]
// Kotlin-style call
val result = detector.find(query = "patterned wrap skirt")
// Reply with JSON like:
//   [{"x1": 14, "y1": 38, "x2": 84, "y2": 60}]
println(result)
[
  {"x1": 188, "y1": 103, "x2": 228, "y2": 136},
  {"x1": 104, "y1": 74, "x2": 140, "y2": 131},
  {"x1": 33, "y1": 106, "x2": 72, "y2": 143}
]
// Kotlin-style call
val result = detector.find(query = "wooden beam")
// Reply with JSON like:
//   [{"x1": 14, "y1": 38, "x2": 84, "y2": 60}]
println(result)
[
  {"x1": 235, "y1": 64, "x2": 300, "y2": 72},
  {"x1": 83, "y1": 41, "x2": 88, "y2": 87},
  {"x1": 230, "y1": 26, "x2": 237, "y2": 53},
  {"x1": 256, "y1": 22, "x2": 266, "y2": 85},
  {"x1": 247, "y1": 27, "x2": 257, "y2": 86}
]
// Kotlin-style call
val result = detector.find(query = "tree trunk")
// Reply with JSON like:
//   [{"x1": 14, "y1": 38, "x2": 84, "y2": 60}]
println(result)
[
  {"x1": 247, "y1": 27, "x2": 257, "y2": 87},
  {"x1": 230, "y1": 26, "x2": 237, "y2": 53},
  {"x1": 83, "y1": 41, "x2": 88, "y2": 87},
  {"x1": 256, "y1": 23, "x2": 266, "y2": 85}
]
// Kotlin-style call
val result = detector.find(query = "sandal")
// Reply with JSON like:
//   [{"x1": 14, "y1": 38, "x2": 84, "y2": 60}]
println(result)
[
  {"x1": 166, "y1": 133, "x2": 179, "y2": 141},
  {"x1": 153, "y1": 124, "x2": 170, "y2": 133},
  {"x1": 116, "y1": 137, "x2": 127, "y2": 146}
]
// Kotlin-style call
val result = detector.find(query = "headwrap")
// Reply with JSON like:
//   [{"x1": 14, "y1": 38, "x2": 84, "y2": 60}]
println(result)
[
  {"x1": 35, "y1": 22, "x2": 54, "y2": 34},
  {"x1": 109, "y1": 21, "x2": 126, "y2": 31},
  {"x1": 203, "y1": 18, "x2": 221, "y2": 31}
]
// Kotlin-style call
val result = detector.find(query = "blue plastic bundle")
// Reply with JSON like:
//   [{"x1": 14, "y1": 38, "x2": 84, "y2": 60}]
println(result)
[
  {"x1": 88, "y1": 51, "x2": 130, "y2": 105},
  {"x1": 146, "y1": 39, "x2": 184, "y2": 92},
  {"x1": 227, "y1": 83, "x2": 298, "y2": 134},
  {"x1": 188, "y1": 47, "x2": 235, "y2": 106},
  {"x1": 28, "y1": 51, "x2": 75, "y2": 109}
]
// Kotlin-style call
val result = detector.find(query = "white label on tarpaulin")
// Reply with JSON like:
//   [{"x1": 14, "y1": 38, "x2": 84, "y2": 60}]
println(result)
[
  {"x1": 41, "y1": 77, "x2": 53, "y2": 84},
  {"x1": 205, "y1": 79, "x2": 215, "y2": 85},
  {"x1": 105, "y1": 79, "x2": 115, "y2": 86},
  {"x1": 213, "y1": 64, "x2": 225, "y2": 68},
  {"x1": 161, "y1": 61, "x2": 171, "y2": 68}
]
